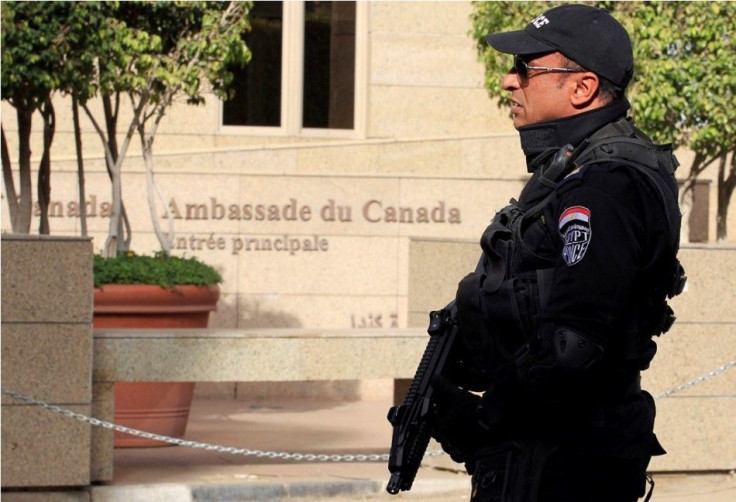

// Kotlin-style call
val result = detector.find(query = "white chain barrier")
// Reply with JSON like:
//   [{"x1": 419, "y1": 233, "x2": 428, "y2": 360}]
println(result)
[
  {"x1": 653, "y1": 360, "x2": 736, "y2": 400},
  {"x1": 2, "y1": 360, "x2": 734, "y2": 462}
]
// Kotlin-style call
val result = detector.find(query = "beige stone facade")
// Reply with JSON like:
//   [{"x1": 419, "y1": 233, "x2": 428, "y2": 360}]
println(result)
[
  {"x1": 3, "y1": 2, "x2": 732, "y2": 332},
  {"x1": 2, "y1": 2, "x2": 521, "y2": 334}
]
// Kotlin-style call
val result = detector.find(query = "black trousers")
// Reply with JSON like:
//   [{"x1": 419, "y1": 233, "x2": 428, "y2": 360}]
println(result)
[
  {"x1": 538, "y1": 447, "x2": 650, "y2": 502},
  {"x1": 470, "y1": 443, "x2": 651, "y2": 502}
]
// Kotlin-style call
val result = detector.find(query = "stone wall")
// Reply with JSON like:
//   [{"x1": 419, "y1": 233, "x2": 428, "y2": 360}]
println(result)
[{"x1": 1, "y1": 236, "x2": 94, "y2": 487}]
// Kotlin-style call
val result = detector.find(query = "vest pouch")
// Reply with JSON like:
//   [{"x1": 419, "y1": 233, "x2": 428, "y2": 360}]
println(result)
[
  {"x1": 481, "y1": 205, "x2": 522, "y2": 293},
  {"x1": 451, "y1": 272, "x2": 541, "y2": 391},
  {"x1": 453, "y1": 272, "x2": 497, "y2": 390},
  {"x1": 479, "y1": 273, "x2": 541, "y2": 357}
]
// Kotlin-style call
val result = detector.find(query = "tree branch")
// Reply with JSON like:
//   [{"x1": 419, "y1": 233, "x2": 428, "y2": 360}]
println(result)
[{"x1": 681, "y1": 149, "x2": 722, "y2": 202}]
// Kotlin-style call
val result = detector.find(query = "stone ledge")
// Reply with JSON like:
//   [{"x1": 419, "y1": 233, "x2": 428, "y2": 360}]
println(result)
[
  {"x1": 92, "y1": 325, "x2": 736, "y2": 474},
  {"x1": 94, "y1": 328, "x2": 428, "y2": 382}
]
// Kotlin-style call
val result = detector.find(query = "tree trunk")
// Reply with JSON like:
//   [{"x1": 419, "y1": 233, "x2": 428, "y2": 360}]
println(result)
[
  {"x1": 37, "y1": 98, "x2": 56, "y2": 235},
  {"x1": 102, "y1": 94, "x2": 120, "y2": 165},
  {"x1": 14, "y1": 107, "x2": 34, "y2": 234},
  {"x1": 716, "y1": 150, "x2": 736, "y2": 242},
  {"x1": 84, "y1": 94, "x2": 132, "y2": 257},
  {"x1": 1, "y1": 126, "x2": 20, "y2": 227},
  {"x1": 102, "y1": 92, "x2": 147, "y2": 256},
  {"x1": 139, "y1": 105, "x2": 175, "y2": 255},
  {"x1": 72, "y1": 95, "x2": 88, "y2": 237},
  {"x1": 104, "y1": 93, "x2": 134, "y2": 254}
]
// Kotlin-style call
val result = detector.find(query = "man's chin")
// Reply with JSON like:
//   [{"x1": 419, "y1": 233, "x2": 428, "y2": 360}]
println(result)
[{"x1": 510, "y1": 114, "x2": 525, "y2": 130}]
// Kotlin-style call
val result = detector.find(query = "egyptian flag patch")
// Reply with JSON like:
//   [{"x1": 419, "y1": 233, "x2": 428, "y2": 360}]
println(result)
[{"x1": 559, "y1": 206, "x2": 592, "y2": 266}]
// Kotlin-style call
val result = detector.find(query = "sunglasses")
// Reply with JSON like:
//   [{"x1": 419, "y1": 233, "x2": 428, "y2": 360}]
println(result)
[{"x1": 513, "y1": 55, "x2": 585, "y2": 87}]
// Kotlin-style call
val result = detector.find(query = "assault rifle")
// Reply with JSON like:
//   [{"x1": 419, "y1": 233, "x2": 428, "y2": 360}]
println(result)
[{"x1": 386, "y1": 302, "x2": 458, "y2": 494}]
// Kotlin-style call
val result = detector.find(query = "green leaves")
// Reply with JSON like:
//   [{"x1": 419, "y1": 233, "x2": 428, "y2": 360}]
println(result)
[
  {"x1": 626, "y1": 1, "x2": 736, "y2": 157},
  {"x1": 2, "y1": 1, "x2": 252, "y2": 110},
  {"x1": 93, "y1": 252, "x2": 222, "y2": 288},
  {"x1": 2, "y1": 1, "x2": 69, "y2": 109},
  {"x1": 471, "y1": 2, "x2": 736, "y2": 239},
  {"x1": 470, "y1": 1, "x2": 736, "y2": 157}
]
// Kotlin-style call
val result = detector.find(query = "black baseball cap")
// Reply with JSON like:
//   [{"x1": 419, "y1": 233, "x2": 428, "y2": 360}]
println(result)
[{"x1": 485, "y1": 4, "x2": 633, "y2": 89}]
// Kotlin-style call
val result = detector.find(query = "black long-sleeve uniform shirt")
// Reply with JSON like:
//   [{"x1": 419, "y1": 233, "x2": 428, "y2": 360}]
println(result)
[{"x1": 474, "y1": 99, "x2": 679, "y2": 457}]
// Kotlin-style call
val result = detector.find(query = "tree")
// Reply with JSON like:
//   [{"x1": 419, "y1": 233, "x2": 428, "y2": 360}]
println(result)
[
  {"x1": 2, "y1": 1, "x2": 252, "y2": 252},
  {"x1": 471, "y1": 1, "x2": 736, "y2": 241},
  {"x1": 77, "y1": 1, "x2": 251, "y2": 256},
  {"x1": 0, "y1": 2, "x2": 82, "y2": 234}
]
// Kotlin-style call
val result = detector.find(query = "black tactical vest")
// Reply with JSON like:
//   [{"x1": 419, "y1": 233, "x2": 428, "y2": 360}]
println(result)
[{"x1": 457, "y1": 118, "x2": 685, "y2": 389}]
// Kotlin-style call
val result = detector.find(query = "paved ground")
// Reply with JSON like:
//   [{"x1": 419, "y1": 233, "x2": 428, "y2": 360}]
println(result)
[
  {"x1": 308, "y1": 474, "x2": 736, "y2": 502},
  {"x1": 99, "y1": 398, "x2": 736, "y2": 501}
]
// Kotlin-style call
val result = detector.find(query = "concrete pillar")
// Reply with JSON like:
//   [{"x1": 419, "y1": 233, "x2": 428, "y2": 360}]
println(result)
[{"x1": 1, "y1": 235, "x2": 94, "y2": 488}]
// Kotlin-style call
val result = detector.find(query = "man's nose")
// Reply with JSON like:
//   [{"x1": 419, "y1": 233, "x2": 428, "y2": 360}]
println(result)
[{"x1": 502, "y1": 70, "x2": 520, "y2": 91}]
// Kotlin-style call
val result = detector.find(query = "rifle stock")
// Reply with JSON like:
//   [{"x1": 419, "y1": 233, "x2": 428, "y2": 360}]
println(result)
[{"x1": 386, "y1": 304, "x2": 458, "y2": 494}]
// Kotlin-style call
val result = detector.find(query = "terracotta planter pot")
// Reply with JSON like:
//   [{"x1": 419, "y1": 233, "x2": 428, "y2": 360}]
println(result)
[{"x1": 93, "y1": 284, "x2": 220, "y2": 447}]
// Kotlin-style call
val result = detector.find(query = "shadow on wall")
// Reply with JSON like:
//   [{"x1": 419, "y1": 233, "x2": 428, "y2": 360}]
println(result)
[
  {"x1": 234, "y1": 381, "x2": 365, "y2": 401},
  {"x1": 239, "y1": 299, "x2": 303, "y2": 328},
  {"x1": 206, "y1": 296, "x2": 303, "y2": 329}
]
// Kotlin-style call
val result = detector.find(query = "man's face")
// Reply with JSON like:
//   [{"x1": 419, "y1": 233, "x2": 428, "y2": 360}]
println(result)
[{"x1": 502, "y1": 52, "x2": 577, "y2": 129}]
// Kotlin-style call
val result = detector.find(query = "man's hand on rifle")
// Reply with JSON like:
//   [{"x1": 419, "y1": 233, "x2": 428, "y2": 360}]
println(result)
[{"x1": 430, "y1": 374, "x2": 484, "y2": 474}]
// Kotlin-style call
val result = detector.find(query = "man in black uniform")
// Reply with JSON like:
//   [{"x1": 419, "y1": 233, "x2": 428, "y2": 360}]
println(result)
[{"x1": 431, "y1": 5, "x2": 684, "y2": 502}]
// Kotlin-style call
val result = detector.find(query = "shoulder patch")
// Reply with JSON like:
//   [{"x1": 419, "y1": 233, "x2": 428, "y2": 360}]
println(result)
[{"x1": 559, "y1": 205, "x2": 591, "y2": 266}]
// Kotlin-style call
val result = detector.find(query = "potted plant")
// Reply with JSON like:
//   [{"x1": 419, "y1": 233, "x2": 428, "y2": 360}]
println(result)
[
  {"x1": 93, "y1": 251, "x2": 222, "y2": 447},
  {"x1": 77, "y1": 3, "x2": 247, "y2": 448}
]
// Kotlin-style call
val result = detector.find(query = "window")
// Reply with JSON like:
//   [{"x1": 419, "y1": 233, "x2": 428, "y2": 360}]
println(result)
[
  {"x1": 222, "y1": 2, "x2": 283, "y2": 127},
  {"x1": 303, "y1": 1, "x2": 355, "y2": 129},
  {"x1": 222, "y1": 1, "x2": 362, "y2": 135}
]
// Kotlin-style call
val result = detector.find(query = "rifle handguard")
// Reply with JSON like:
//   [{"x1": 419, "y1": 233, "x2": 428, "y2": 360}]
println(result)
[{"x1": 386, "y1": 306, "x2": 458, "y2": 494}]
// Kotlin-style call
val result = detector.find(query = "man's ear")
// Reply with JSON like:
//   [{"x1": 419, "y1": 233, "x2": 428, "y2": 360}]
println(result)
[{"x1": 570, "y1": 72, "x2": 600, "y2": 108}]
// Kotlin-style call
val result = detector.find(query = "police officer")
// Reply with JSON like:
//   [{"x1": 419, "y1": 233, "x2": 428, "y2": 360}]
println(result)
[{"x1": 431, "y1": 5, "x2": 684, "y2": 502}]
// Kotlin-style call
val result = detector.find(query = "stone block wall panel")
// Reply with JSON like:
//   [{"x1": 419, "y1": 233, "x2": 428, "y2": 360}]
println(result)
[{"x1": 1, "y1": 236, "x2": 94, "y2": 488}]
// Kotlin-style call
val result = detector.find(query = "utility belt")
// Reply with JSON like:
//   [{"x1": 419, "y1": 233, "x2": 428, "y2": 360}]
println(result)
[
  {"x1": 469, "y1": 439, "x2": 656, "y2": 502},
  {"x1": 470, "y1": 441, "x2": 557, "y2": 502}
]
